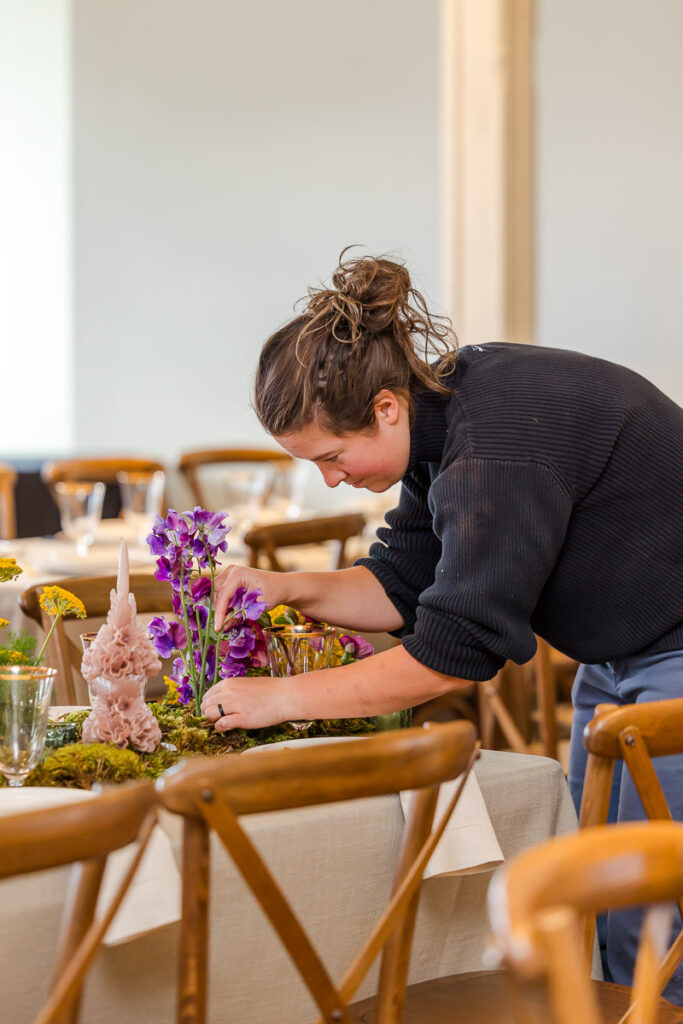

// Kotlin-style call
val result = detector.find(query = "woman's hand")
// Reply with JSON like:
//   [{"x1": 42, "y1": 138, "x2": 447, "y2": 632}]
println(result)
[
  {"x1": 201, "y1": 675, "x2": 291, "y2": 730},
  {"x1": 213, "y1": 564, "x2": 291, "y2": 629}
]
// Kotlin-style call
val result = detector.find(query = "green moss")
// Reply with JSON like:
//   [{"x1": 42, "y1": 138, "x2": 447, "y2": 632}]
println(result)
[
  {"x1": 23, "y1": 743, "x2": 143, "y2": 789},
  {"x1": 0, "y1": 702, "x2": 392, "y2": 791}
]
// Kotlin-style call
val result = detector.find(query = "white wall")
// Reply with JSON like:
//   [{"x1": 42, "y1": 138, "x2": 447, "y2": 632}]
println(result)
[
  {"x1": 72, "y1": 0, "x2": 441, "y2": 461},
  {"x1": 0, "y1": 0, "x2": 73, "y2": 455},
  {"x1": 535, "y1": 0, "x2": 683, "y2": 406}
]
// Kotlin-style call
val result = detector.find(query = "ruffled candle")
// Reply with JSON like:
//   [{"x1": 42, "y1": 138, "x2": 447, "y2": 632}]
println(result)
[{"x1": 81, "y1": 541, "x2": 162, "y2": 752}]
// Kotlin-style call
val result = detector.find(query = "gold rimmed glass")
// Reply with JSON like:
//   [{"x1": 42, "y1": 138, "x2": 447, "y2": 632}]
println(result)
[
  {"x1": 0, "y1": 666, "x2": 56, "y2": 786},
  {"x1": 263, "y1": 624, "x2": 336, "y2": 677}
]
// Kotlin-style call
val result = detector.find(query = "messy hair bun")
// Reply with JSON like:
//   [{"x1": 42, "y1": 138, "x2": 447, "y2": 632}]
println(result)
[{"x1": 254, "y1": 249, "x2": 457, "y2": 437}]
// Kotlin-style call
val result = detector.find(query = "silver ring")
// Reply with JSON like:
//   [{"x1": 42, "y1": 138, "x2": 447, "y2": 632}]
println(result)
[{"x1": 217, "y1": 703, "x2": 226, "y2": 718}]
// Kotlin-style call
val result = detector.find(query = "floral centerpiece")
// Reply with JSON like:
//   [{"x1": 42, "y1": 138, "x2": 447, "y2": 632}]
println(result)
[
  {"x1": 146, "y1": 507, "x2": 376, "y2": 718},
  {"x1": 146, "y1": 508, "x2": 269, "y2": 714}
]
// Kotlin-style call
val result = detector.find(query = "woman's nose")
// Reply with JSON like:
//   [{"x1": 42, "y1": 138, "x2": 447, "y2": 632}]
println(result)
[{"x1": 318, "y1": 464, "x2": 346, "y2": 488}]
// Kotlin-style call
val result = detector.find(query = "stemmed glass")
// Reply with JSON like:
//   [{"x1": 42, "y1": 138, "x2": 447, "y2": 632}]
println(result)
[
  {"x1": 219, "y1": 466, "x2": 275, "y2": 535},
  {"x1": 116, "y1": 469, "x2": 166, "y2": 545},
  {"x1": 0, "y1": 666, "x2": 56, "y2": 786},
  {"x1": 54, "y1": 480, "x2": 105, "y2": 556}
]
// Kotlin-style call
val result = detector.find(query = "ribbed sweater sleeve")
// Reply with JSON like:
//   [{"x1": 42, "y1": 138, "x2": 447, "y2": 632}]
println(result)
[
  {"x1": 402, "y1": 458, "x2": 572, "y2": 679},
  {"x1": 356, "y1": 464, "x2": 442, "y2": 635}
]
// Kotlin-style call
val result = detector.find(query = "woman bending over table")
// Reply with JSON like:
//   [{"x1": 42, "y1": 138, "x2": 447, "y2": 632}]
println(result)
[{"x1": 204, "y1": 250, "x2": 683, "y2": 996}]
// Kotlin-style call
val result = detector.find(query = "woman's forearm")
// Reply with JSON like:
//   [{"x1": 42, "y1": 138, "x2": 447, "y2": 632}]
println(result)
[
  {"x1": 214, "y1": 563, "x2": 403, "y2": 632},
  {"x1": 285, "y1": 565, "x2": 404, "y2": 632},
  {"x1": 281, "y1": 643, "x2": 470, "y2": 720},
  {"x1": 202, "y1": 643, "x2": 478, "y2": 729}
]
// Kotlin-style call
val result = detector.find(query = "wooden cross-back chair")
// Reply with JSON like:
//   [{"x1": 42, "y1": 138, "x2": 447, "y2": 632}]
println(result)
[
  {"x1": 488, "y1": 821, "x2": 683, "y2": 1024},
  {"x1": 19, "y1": 573, "x2": 173, "y2": 704},
  {"x1": 577, "y1": 698, "x2": 683, "y2": 993},
  {"x1": 178, "y1": 448, "x2": 293, "y2": 507},
  {"x1": 156, "y1": 720, "x2": 479, "y2": 1024},
  {"x1": 41, "y1": 457, "x2": 166, "y2": 504},
  {"x1": 0, "y1": 460, "x2": 17, "y2": 539},
  {"x1": 1, "y1": 781, "x2": 156, "y2": 1024},
  {"x1": 243, "y1": 512, "x2": 367, "y2": 571}
]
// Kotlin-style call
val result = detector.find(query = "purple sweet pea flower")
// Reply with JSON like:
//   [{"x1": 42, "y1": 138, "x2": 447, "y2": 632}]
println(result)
[
  {"x1": 148, "y1": 616, "x2": 187, "y2": 658},
  {"x1": 228, "y1": 587, "x2": 268, "y2": 622},
  {"x1": 220, "y1": 625, "x2": 257, "y2": 661},
  {"x1": 339, "y1": 634, "x2": 375, "y2": 659},
  {"x1": 190, "y1": 576, "x2": 212, "y2": 601},
  {"x1": 218, "y1": 654, "x2": 248, "y2": 678},
  {"x1": 177, "y1": 680, "x2": 194, "y2": 706}
]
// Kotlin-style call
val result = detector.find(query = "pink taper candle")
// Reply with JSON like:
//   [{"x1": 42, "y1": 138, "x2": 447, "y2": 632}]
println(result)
[
  {"x1": 116, "y1": 539, "x2": 130, "y2": 600},
  {"x1": 110, "y1": 539, "x2": 131, "y2": 628}
]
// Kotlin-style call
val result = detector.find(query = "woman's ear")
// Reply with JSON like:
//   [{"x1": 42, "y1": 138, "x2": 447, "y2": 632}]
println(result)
[
  {"x1": 370, "y1": 389, "x2": 403, "y2": 425},
  {"x1": 373, "y1": 390, "x2": 402, "y2": 426}
]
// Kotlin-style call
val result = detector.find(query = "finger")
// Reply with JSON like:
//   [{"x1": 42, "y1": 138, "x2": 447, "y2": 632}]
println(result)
[
  {"x1": 214, "y1": 712, "x2": 244, "y2": 732},
  {"x1": 213, "y1": 569, "x2": 237, "y2": 630}
]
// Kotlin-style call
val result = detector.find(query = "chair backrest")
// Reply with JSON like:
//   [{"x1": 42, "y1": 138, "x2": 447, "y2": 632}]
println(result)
[
  {"x1": 0, "y1": 461, "x2": 17, "y2": 539},
  {"x1": 579, "y1": 697, "x2": 683, "y2": 992},
  {"x1": 20, "y1": 573, "x2": 173, "y2": 704},
  {"x1": 41, "y1": 458, "x2": 165, "y2": 501},
  {"x1": 244, "y1": 512, "x2": 367, "y2": 571},
  {"x1": 156, "y1": 720, "x2": 478, "y2": 1024},
  {"x1": 488, "y1": 820, "x2": 683, "y2": 1024},
  {"x1": 178, "y1": 448, "x2": 293, "y2": 507},
  {"x1": 0, "y1": 780, "x2": 156, "y2": 1024}
]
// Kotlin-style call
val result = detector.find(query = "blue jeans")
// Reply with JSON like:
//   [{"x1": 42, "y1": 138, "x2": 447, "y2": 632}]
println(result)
[{"x1": 568, "y1": 649, "x2": 683, "y2": 1003}]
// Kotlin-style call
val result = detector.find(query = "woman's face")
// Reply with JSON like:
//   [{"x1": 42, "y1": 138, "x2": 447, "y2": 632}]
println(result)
[{"x1": 275, "y1": 391, "x2": 411, "y2": 492}]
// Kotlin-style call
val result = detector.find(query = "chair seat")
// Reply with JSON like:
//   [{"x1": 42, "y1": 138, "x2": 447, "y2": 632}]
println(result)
[{"x1": 348, "y1": 969, "x2": 683, "y2": 1023}]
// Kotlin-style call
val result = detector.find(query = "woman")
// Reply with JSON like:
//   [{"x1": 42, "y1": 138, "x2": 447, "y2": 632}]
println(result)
[
  {"x1": 204, "y1": 250, "x2": 683, "y2": 996},
  {"x1": 205, "y1": 251, "x2": 682, "y2": 742}
]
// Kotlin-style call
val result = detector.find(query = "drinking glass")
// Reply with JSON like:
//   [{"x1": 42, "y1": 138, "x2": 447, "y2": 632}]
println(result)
[
  {"x1": 116, "y1": 469, "x2": 166, "y2": 544},
  {"x1": 264, "y1": 624, "x2": 336, "y2": 677},
  {"x1": 54, "y1": 480, "x2": 105, "y2": 556},
  {"x1": 219, "y1": 466, "x2": 275, "y2": 534},
  {"x1": 0, "y1": 666, "x2": 56, "y2": 786}
]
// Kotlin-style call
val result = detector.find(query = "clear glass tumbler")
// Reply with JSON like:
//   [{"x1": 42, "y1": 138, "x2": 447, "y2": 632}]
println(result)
[
  {"x1": 263, "y1": 624, "x2": 336, "y2": 677},
  {"x1": 0, "y1": 666, "x2": 56, "y2": 786},
  {"x1": 54, "y1": 480, "x2": 105, "y2": 556}
]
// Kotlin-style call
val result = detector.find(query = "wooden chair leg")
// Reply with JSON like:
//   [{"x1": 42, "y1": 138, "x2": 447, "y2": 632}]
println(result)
[
  {"x1": 479, "y1": 674, "x2": 530, "y2": 754},
  {"x1": 178, "y1": 818, "x2": 210, "y2": 1024},
  {"x1": 534, "y1": 640, "x2": 558, "y2": 760}
]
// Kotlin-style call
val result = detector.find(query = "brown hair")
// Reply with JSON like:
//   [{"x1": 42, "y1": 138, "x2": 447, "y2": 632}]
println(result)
[{"x1": 254, "y1": 249, "x2": 457, "y2": 437}]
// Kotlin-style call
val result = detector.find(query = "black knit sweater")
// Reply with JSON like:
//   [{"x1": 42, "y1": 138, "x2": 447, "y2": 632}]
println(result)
[{"x1": 356, "y1": 343, "x2": 683, "y2": 680}]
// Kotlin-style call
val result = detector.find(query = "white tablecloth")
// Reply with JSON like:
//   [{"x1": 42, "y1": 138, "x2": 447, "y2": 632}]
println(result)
[{"x1": 0, "y1": 749, "x2": 577, "y2": 1023}]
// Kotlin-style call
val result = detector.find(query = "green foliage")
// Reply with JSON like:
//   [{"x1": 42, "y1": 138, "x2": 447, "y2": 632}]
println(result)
[{"x1": 0, "y1": 630, "x2": 37, "y2": 666}]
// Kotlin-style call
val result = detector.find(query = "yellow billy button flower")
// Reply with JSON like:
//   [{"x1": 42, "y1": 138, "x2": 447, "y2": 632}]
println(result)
[
  {"x1": 164, "y1": 675, "x2": 180, "y2": 704},
  {"x1": 35, "y1": 585, "x2": 87, "y2": 665},
  {"x1": 39, "y1": 586, "x2": 87, "y2": 620},
  {"x1": 0, "y1": 557, "x2": 22, "y2": 582}
]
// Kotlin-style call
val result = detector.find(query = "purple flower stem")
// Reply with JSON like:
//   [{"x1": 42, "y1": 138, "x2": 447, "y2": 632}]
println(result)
[{"x1": 179, "y1": 560, "x2": 201, "y2": 714}]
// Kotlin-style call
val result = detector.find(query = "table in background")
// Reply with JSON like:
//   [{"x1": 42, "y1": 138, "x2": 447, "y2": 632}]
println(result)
[{"x1": 0, "y1": 749, "x2": 577, "y2": 1023}]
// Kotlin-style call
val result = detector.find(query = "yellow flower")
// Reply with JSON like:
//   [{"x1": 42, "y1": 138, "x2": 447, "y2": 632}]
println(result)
[
  {"x1": 0, "y1": 557, "x2": 22, "y2": 583},
  {"x1": 39, "y1": 585, "x2": 87, "y2": 619},
  {"x1": 0, "y1": 617, "x2": 9, "y2": 631},
  {"x1": 164, "y1": 675, "x2": 179, "y2": 704}
]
